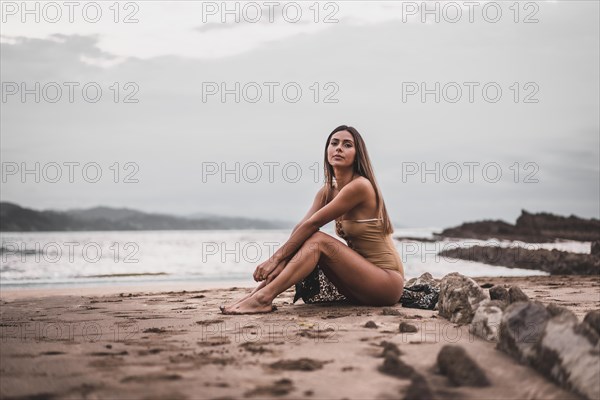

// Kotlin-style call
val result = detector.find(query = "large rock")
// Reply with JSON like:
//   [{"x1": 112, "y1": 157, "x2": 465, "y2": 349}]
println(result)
[
  {"x1": 435, "y1": 209, "x2": 600, "y2": 242},
  {"x1": 583, "y1": 310, "x2": 600, "y2": 336},
  {"x1": 516, "y1": 210, "x2": 600, "y2": 242},
  {"x1": 498, "y1": 302, "x2": 600, "y2": 399},
  {"x1": 437, "y1": 345, "x2": 490, "y2": 387},
  {"x1": 497, "y1": 301, "x2": 550, "y2": 362},
  {"x1": 470, "y1": 300, "x2": 504, "y2": 341},
  {"x1": 532, "y1": 312, "x2": 600, "y2": 400},
  {"x1": 438, "y1": 273, "x2": 489, "y2": 325}
]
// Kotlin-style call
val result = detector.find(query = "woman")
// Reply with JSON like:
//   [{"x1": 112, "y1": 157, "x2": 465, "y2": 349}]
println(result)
[{"x1": 220, "y1": 125, "x2": 405, "y2": 314}]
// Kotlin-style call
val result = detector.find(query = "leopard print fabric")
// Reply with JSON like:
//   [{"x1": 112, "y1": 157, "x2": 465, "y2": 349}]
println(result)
[{"x1": 293, "y1": 265, "x2": 348, "y2": 304}]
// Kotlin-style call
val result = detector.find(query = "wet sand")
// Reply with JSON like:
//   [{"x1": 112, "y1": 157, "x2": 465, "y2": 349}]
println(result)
[{"x1": 1, "y1": 275, "x2": 598, "y2": 400}]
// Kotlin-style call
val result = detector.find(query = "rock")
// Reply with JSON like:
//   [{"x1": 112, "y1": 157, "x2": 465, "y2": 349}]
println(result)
[
  {"x1": 515, "y1": 210, "x2": 600, "y2": 242},
  {"x1": 404, "y1": 373, "x2": 436, "y2": 400},
  {"x1": 382, "y1": 307, "x2": 403, "y2": 316},
  {"x1": 532, "y1": 312, "x2": 600, "y2": 400},
  {"x1": 591, "y1": 241, "x2": 600, "y2": 256},
  {"x1": 438, "y1": 245, "x2": 600, "y2": 275},
  {"x1": 399, "y1": 322, "x2": 418, "y2": 333},
  {"x1": 436, "y1": 345, "x2": 490, "y2": 387},
  {"x1": 378, "y1": 353, "x2": 415, "y2": 379},
  {"x1": 489, "y1": 285, "x2": 509, "y2": 306},
  {"x1": 583, "y1": 310, "x2": 600, "y2": 336},
  {"x1": 546, "y1": 303, "x2": 576, "y2": 318},
  {"x1": 470, "y1": 300, "x2": 504, "y2": 342},
  {"x1": 379, "y1": 341, "x2": 402, "y2": 358},
  {"x1": 497, "y1": 301, "x2": 550, "y2": 363},
  {"x1": 437, "y1": 273, "x2": 489, "y2": 325},
  {"x1": 436, "y1": 210, "x2": 600, "y2": 242},
  {"x1": 405, "y1": 272, "x2": 440, "y2": 288},
  {"x1": 498, "y1": 302, "x2": 600, "y2": 399},
  {"x1": 364, "y1": 321, "x2": 378, "y2": 328},
  {"x1": 508, "y1": 286, "x2": 529, "y2": 304}
]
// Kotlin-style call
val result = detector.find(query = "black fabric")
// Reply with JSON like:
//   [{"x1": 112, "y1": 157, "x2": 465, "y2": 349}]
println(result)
[{"x1": 399, "y1": 284, "x2": 440, "y2": 310}]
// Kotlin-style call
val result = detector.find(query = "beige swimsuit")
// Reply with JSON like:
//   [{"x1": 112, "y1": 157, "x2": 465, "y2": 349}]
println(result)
[{"x1": 335, "y1": 217, "x2": 405, "y2": 277}]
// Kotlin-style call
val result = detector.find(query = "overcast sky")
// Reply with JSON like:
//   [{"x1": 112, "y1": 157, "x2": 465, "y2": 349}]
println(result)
[{"x1": 1, "y1": 1, "x2": 598, "y2": 228}]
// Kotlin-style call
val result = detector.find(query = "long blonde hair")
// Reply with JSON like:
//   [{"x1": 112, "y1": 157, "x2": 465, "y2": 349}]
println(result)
[{"x1": 321, "y1": 125, "x2": 394, "y2": 234}]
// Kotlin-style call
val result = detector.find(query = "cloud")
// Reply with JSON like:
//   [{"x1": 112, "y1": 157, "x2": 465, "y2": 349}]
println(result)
[{"x1": 1, "y1": 2, "x2": 598, "y2": 227}]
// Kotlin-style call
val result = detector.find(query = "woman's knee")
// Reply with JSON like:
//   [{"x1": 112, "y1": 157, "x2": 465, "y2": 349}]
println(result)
[
  {"x1": 304, "y1": 231, "x2": 334, "y2": 251},
  {"x1": 306, "y1": 231, "x2": 328, "y2": 243}
]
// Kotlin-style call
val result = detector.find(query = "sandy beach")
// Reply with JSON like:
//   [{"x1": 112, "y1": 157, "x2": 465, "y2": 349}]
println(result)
[{"x1": 0, "y1": 275, "x2": 598, "y2": 400}]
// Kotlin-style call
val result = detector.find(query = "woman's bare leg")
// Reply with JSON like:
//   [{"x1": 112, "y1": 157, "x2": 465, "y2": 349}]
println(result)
[{"x1": 221, "y1": 232, "x2": 404, "y2": 314}]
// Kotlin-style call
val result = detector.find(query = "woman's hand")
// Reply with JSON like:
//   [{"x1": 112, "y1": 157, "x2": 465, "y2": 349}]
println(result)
[
  {"x1": 265, "y1": 259, "x2": 287, "y2": 284},
  {"x1": 253, "y1": 257, "x2": 279, "y2": 282},
  {"x1": 253, "y1": 257, "x2": 287, "y2": 283}
]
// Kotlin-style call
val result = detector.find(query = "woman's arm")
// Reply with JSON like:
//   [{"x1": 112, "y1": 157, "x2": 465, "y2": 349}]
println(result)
[
  {"x1": 289, "y1": 185, "x2": 328, "y2": 237},
  {"x1": 270, "y1": 179, "x2": 370, "y2": 264}
]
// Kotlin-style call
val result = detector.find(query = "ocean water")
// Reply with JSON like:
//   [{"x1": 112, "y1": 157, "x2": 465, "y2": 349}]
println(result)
[{"x1": 1, "y1": 227, "x2": 590, "y2": 289}]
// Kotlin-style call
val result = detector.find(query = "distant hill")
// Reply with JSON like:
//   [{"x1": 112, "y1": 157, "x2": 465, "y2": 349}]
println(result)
[{"x1": 0, "y1": 202, "x2": 294, "y2": 232}]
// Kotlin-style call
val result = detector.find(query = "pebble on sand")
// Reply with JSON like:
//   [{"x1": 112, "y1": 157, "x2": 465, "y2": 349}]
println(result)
[{"x1": 436, "y1": 345, "x2": 490, "y2": 387}]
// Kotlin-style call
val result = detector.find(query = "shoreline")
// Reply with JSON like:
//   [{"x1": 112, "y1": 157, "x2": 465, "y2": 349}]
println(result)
[
  {"x1": 0, "y1": 273, "x2": 568, "y2": 301},
  {"x1": 0, "y1": 279, "x2": 254, "y2": 301},
  {"x1": 0, "y1": 274, "x2": 591, "y2": 301}
]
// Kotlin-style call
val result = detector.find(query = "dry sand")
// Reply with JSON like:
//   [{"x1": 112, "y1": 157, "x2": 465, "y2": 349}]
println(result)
[{"x1": 1, "y1": 275, "x2": 598, "y2": 400}]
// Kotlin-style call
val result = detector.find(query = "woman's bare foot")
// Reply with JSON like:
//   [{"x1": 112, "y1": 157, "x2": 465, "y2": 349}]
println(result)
[
  {"x1": 219, "y1": 281, "x2": 267, "y2": 312},
  {"x1": 220, "y1": 292, "x2": 276, "y2": 315}
]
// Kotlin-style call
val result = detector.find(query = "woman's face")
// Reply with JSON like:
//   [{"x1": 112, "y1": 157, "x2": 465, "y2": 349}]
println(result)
[{"x1": 328, "y1": 130, "x2": 356, "y2": 168}]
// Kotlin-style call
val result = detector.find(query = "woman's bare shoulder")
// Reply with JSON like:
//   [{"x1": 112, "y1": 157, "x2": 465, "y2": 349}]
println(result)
[{"x1": 353, "y1": 176, "x2": 374, "y2": 192}]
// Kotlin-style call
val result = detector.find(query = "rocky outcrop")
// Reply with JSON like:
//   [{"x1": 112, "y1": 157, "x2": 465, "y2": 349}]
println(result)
[
  {"x1": 592, "y1": 241, "x2": 600, "y2": 256},
  {"x1": 437, "y1": 273, "x2": 489, "y2": 325},
  {"x1": 516, "y1": 210, "x2": 600, "y2": 242},
  {"x1": 435, "y1": 210, "x2": 600, "y2": 243},
  {"x1": 497, "y1": 302, "x2": 600, "y2": 399},
  {"x1": 470, "y1": 286, "x2": 531, "y2": 342},
  {"x1": 497, "y1": 301, "x2": 550, "y2": 362},
  {"x1": 438, "y1": 246, "x2": 600, "y2": 275},
  {"x1": 532, "y1": 311, "x2": 600, "y2": 400}
]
